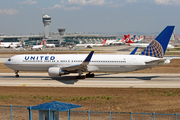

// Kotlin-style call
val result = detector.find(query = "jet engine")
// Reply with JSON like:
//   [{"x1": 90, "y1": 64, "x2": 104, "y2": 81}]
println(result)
[{"x1": 48, "y1": 67, "x2": 69, "y2": 76}]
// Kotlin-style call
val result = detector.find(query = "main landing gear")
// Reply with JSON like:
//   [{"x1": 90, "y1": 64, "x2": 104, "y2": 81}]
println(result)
[
  {"x1": 86, "y1": 72, "x2": 95, "y2": 78},
  {"x1": 76, "y1": 70, "x2": 85, "y2": 79},
  {"x1": 14, "y1": 70, "x2": 19, "y2": 78},
  {"x1": 76, "y1": 72, "x2": 95, "y2": 79}
]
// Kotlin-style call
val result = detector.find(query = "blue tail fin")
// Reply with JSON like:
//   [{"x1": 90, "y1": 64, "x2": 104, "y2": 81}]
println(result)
[{"x1": 140, "y1": 26, "x2": 175, "y2": 58}]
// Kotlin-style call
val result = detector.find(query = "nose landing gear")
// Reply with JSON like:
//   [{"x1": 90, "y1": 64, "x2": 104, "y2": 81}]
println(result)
[{"x1": 14, "y1": 70, "x2": 19, "y2": 78}]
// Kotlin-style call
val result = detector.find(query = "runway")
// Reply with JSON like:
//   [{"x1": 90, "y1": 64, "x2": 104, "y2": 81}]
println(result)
[{"x1": 0, "y1": 73, "x2": 180, "y2": 88}]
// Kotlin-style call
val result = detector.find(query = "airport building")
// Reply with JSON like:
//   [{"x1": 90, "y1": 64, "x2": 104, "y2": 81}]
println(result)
[{"x1": 0, "y1": 14, "x2": 116, "y2": 47}]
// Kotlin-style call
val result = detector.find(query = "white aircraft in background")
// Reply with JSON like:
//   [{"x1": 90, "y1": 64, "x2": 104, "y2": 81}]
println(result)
[
  {"x1": 76, "y1": 39, "x2": 106, "y2": 48},
  {"x1": 31, "y1": 40, "x2": 44, "y2": 50},
  {"x1": 44, "y1": 39, "x2": 55, "y2": 48},
  {"x1": 5, "y1": 26, "x2": 175, "y2": 79},
  {"x1": 106, "y1": 38, "x2": 124, "y2": 45},
  {"x1": 0, "y1": 41, "x2": 22, "y2": 48},
  {"x1": 125, "y1": 34, "x2": 174, "y2": 49},
  {"x1": 133, "y1": 35, "x2": 144, "y2": 42},
  {"x1": 105, "y1": 39, "x2": 116, "y2": 45}
]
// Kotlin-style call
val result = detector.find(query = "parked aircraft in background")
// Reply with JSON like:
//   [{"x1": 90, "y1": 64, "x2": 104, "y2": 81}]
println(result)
[
  {"x1": 106, "y1": 38, "x2": 124, "y2": 45},
  {"x1": 31, "y1": 40, "x2": 44, "y2": 50},
  {"x1": 76, "y1": 39, "x2": 106, "y2": 48},
  {"x1": 105, "y1": 39, "x2": 116, "y2": 45},
  {"x1": 0, "y1": 41, "x2": 22, "y2": 48},
  {"x1": 133, "y1": 36, "x2": 144, "y2": 42},
  {"x1": 5, "y1": 26, "x2": 175, "y2": 79},
  {"x1": 44, "y1": 39, "x2": 55, "y2": 48},
  {"x1": 125, "y1": 34, "x2": 174, "y2": 49}
]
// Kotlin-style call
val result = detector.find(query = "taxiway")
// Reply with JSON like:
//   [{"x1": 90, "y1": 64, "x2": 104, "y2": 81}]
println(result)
[{"x1": 0, "y1": 73, "x2": 180, "y2": 88}]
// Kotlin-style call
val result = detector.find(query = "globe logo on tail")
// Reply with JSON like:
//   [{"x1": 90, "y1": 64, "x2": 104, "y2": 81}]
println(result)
[{"x1": 140, "y1": 40, "x2": 164, "y2": 58}]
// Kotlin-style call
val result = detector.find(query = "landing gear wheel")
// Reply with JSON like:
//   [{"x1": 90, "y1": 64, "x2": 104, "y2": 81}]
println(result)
[
  {"x1": 14, "y1": 70, "x2": 19, "y2": 78},
  {"x1": 15, "y1": 74, "x2": 19, "y2": 78},
  {"x1": 86, "y1": 73, "x2": 95, "y2": 78},
  {"x1": 76, "y1": 76, "x2": 85, "y2": 79}
]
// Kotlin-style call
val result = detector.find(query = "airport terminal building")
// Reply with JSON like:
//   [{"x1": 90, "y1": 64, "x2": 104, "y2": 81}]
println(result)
[{"x1": 0, "y1": 14, "x2": 116, "y2": 47}]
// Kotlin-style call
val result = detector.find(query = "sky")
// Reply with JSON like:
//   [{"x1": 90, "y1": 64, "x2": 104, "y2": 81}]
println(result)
[{"x1": 0, "y1": 0, "x2": 180, "y2": 36}]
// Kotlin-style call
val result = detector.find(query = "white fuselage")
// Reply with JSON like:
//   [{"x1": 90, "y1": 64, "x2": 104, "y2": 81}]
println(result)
[
  {"x1": 4, "y1": 54, "x2": 166, "y2": 73},
  {"x1": 0, "y1": 42, "x2": 21, "y2": 48},
  {"x1": 128, "y1": 43, "x2": 174, "y2": 49},
  {"x1": 45, "y1": 44, "x2": 55, "y2": 48},
  {"x1": 106, "y1": 40, "x2": 123, "y2": 45},
  {"x1": 31, "y1": 45, "x2": 43, "y2": 50},
  {"x1": 76, "y1": 43, "x2": 105, "y2": 48}
]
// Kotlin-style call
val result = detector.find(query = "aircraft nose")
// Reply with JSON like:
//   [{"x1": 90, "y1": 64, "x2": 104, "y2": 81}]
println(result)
[{"x1": 4, "y1": 61, "x2": 9, "y2": 65}]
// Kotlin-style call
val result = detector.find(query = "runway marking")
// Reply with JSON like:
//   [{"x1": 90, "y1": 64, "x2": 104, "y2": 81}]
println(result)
[{"x1": 19, "y1": 84, "x2": 29, "y2": 87}]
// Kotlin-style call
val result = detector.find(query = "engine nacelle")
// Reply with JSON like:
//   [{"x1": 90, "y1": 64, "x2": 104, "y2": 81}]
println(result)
[{"x1": 48, "y1": 67, "x2": 69, "y2": 77}]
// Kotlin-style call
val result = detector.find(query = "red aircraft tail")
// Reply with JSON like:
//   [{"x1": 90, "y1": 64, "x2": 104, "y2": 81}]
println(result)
[
  {"x1": 40, "y1": 40, "x2": 44, "y2": 45},
  {"x1": 101, "y1": 39, "x2": 106, "y2": 44},
  {"x1": 125, "y1": 34, "x2": 134, "y2": 44},
  {"x1": 44, "y1": 39, "x2": 47, "y2": 45}
]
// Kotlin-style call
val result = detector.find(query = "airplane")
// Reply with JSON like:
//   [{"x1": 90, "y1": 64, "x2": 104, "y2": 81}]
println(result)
[
  {"x1": 105, "y1": 39, "x2": 116, "y2": 45},
  {"x1": 31, "y1": 40, "x2": 44, "y2": 50},
  {"x1": 76, "y1": 39, "x2": 106, "y2": 48},
  {"x1": 0, "y1": 41, "x2": 22, "y2": 48},
  {"x1": 125, "y1": 34, "x2": 174, "y2": 49},
  {"x1": 4, "y1": 26, "x2": 175, "y2": 79},
  {"x1": 44, "y1": 39, "x2": 55, "y2": 48},
  {"x1": 106, "y1": 38, "x2": 124, "y2": 45},
  {"x1": 133, "y1": 35, "x2": 144, "y2": 42}
]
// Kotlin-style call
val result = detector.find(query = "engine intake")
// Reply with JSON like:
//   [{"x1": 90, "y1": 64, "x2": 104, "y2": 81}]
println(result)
[{"x1": 48, "y1": 67, "x2": 69, "y2": 76}]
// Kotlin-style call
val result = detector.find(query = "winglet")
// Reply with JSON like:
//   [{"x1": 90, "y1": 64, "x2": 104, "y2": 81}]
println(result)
[
  {"x1": 82, "y1": 51, "x2": 94, "y2": 65},
  {"x1": 130, "y1": 47, "x2": 138, "y2": 55}
]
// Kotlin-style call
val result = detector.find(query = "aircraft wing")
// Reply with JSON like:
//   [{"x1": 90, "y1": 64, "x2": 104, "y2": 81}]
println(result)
[{"x1": 61, "y1": 51, "x2": 94, "y2": 72}]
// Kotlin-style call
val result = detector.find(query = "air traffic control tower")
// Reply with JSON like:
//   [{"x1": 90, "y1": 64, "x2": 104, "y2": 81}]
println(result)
[{"x1": 42, "y1": 14, "x2": 51, "y2": 38}]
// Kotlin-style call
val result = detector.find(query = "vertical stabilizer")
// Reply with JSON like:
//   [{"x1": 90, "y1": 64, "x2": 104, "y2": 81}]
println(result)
[
  {"x1": 101, "y1": 39, "x2": 106, "y2": 44},
  {"x1": 44, "y1": 39, "x2": 47, "y2": 45},
  {"x1": 125, "y1": 34, "x2": 134, "y2": 44},
  {"x1": 140, "y1": 26, "x2": 175, "y2": 58},
  {"x1": 40, "y1": 40, "x2": 44, "y2": 45}
]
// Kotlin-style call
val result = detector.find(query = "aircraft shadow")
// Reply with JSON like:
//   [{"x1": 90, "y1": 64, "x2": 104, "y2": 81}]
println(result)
[
  {"x1": 117, "y1": 48, "x2": 131, "y2": 51},
  {"x1": 43, "y1": 76, "x2": 79, "y2": 84},
  {"x1": 42, "y1": 74, "x2": 112, "y2": 84},
  {"x1": 95, "y1": 76, "x2": 159, "y2": 80}
]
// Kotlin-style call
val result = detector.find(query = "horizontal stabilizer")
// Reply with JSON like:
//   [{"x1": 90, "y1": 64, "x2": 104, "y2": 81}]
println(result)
[{"x1": 145, "y1": 59, "x2": 167, "y2": 65}]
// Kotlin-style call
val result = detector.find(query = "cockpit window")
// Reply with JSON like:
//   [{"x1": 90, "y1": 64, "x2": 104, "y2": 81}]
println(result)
[{"x1": 8, "y1": 59, "x2": 11, "y2": 61}]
